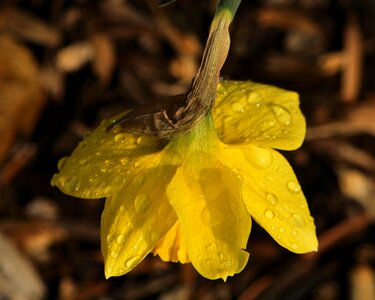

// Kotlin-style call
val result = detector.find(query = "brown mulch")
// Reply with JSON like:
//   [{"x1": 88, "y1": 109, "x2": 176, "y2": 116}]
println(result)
[{"x1": 0, "y1": 1, "x2": 374, "y2": 299}]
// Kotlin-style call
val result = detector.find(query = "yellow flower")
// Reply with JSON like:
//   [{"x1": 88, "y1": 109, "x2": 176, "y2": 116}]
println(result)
[{"x1": 51, "y1": 80, "x2": 318, "y2": 280}]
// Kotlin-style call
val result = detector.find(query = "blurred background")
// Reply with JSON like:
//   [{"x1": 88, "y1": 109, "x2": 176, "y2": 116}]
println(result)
[{"x1": 0, "y1": 0, "x2": 374, "y2": 299}]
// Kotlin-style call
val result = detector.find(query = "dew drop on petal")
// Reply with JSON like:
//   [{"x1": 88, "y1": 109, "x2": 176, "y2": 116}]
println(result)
[
  {"x1": 291, "y1": 214, "x2": 306, "y2": 227},
  {"x1": 63, "y1": 176, "x2": 80, "y2": 193},
  {"x1": 116, "y1": 234, "x2": 125, "y2": 244},
  {"x1": 269, "y1": 104, "x2": 292, "y2": 126},
  {"x1": 291, "y1": 229, "x2": 298, "y2": 236},
  {"x1": 114, "y1": 134, "x2": 126, "y2": 143},
  {"x1": 112, "y1": 125, "x2": 122, "y2": 133},
  {"x1": 221, "y1": 261, "x2": 232, "y2": 268},
  {"x1": 151, "y1": 232, "x2": 159, "y2": 242},
  {"x1": 104, "y1": 186, "x2": 112, "y2": 195},
  {"x1": 287, "y1": 181, "x2": 301, "y2": 193},
  {"x1": 57, "y1": 157, "x2": 69, "y2": 171},
  {"x1": 266, "y1": 193, "x2": 278, "y2": 205},
  {"x1": 231, "y1": 101, "x2": 245, "y2": 112},
  {"x1": 279, "y1": 227, "x2": 285, "y2": 233},
  {"x1": 291, "y1": 243, "x2": 299, "y2": 250},
  {"x1": 126, "y1": 256, "x2": 141, "y2": 268},
  {"x1": 79, "y1": 158, "x2": 87, "y2": 165},
  {"x1": 134, "y1": 194, "x2": 150, "y2": 213},
  {"x1": 126, "y1": 222, "x2": 133, "y2": 229},
  {"x1": 118, "y1": 268, "x2": 125, "y2": 274},
  {"x1": 133, "y1": 244, "x2": 139, "y2": 250},
  {"x1": 110, "y1": 250, "x2": 118, "y2": 258},
  {"x1": 107, "y1": 234, "x2": 114, "y2": 243},
  {"x1": 247, "y1": 92, "x2": 260, "y2": 104},
  {"x1": 264, "y1": 210, "x2": 274, "y2": 219},
  {"x1": 244, "y1": 147, "x2": 273, "y2": 169}
]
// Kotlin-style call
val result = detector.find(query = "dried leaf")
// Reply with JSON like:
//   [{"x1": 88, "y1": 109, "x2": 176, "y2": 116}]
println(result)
[
  {"x1": 0, "y1": 35, "x2": 45, "y2": 162},
  {"x1": 56, "y1": 41, "x2": 94, "y2": 72},
  {"x1": 0, "y1": 7, "x2": 60, "y2": 47},
  {"x1": 91, "y1": 33, "x2": 116, "y2": 87},
  {"x1": 0, "y1": 232, "x2": 46, "y2": 300}
]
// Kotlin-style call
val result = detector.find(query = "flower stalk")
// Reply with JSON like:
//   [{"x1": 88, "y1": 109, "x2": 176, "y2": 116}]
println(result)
[{"x1": 109, "y1": 0, "x2": 242, "y2": 138}]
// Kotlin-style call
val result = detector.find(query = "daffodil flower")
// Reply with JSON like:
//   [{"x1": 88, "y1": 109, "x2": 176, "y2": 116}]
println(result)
[{"x1": 51, "y1": 80, "x2": 318, "y2": 280}]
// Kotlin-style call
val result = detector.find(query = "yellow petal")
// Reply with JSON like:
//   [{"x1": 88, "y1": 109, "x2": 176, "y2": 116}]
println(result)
[
  {"x1": 51, "y1": 112, "x2": 167, "y2": 199},
  {"x1": 152, "y1": 220, "x2": 190, "y2": 263},
  {"x1": 101, "y1": 155, "x2": 178, "y2": 278},
  {"x1": 213, "y1": 80, "x2": 306, "y2": 150},
  {"x1": 167, "y1": 153, "x2": 251, "y2": 280},
  {"x1": 218, "y1": 145, "x2": 317, "y2": 253}
]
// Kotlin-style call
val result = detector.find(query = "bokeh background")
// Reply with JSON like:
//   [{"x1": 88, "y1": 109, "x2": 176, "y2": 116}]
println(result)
[{"x1": 0, "y1": 0, "x2": 374, "y2": 299}]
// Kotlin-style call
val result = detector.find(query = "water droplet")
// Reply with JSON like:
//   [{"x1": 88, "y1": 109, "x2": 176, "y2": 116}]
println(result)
[
  {"x1": 279, "y1": 227, "x2": 285, "y2": 233},
  {"x1": 63, "y1": 176, "x2": 80, "y2": 193},
  {"x1": 126, "y1": 256, "x2": 140, "y2": 268},
  {"x1": 126, "y1": 222, "x2": 133, "y2": 229},
  {"x1": 271, "y1": 225, "x2": 276, "y2": 230},
  {"x1": 133, "y1": 244, "x2": 139, "y2": 250},
  {"x1": 118, "y1": 268, "x2": 125, "y2": 274},
  {"x1": 206, "y1": 259, "x2": 212, "y2": 265},
  {"x1": 221, "y1": 261, "x2": 232, "y2": 268},
  {"x1": 107, "y1": 234, "x2": 114, "y2": 243},
  {"x1": 266, "y1": 193, "x2": 278, "y2": 205},
  {"x1": 202, "y1": 207, "x2": 224, "y2": 226},
  {"x1": 57, "y1": 157, "x2": 69, "y2": 171},
  {"x1": 151, "y1": 232, "x2": 159, "y2": 242},
  {"x1": 291, "y1": 214, "x2": 305, "y2": 227},
  {"x1": 120, "y1": 158, "x2": 128, "y2": 165},
  {"x1": 247, "y1": 92, "x2": 260, "y2": 104},
  {"x1": 198, "y1": 255, "x2": 202, "y2": 260},
  {"x1": 269, "y1": 104, "x2": 292, "y2": 126},
  {"x1": 88, "y1": 174, "x2": 97, "y2": 183},
  {"x1": 116, "y1": 234, "x2": 125, "y2": 244},
  {"x1": 106, "y1": 267, "x2": 113, "y2": 274},
  {"x1": 114, "y1": 134, "x2": 126, "y2": 143},
  {"x1": 231, "y1": 101, "x2": 245, "y2": 112},
  {"x1": 79, "y1": 158, "x2": 87, "y2": 165},
  {"x1": 134, "y1": 194, "x2": 150, "y2": 213},
  {"x1": 266, "y1": 176, "x2": 274, "y2": 182},
  {"x1": 282, "y1": 129, "x2": 291, "y2": 136},
  {"x1": 264, "y1": 210, "x2": 274, "y2": 219},
  {"x1": 112, "y1": 125, "x2": 122, "y2": 133},
  {"x1": 207, "y1": 243, "x2": 218, "y2": 252},
  {"x1": 110, "y1": 250, "x2": 118, "y2": 258},
  {"x1": 104, "y1": 186, "x2": 112, "y2": 195},
  {"x1": 291, "y1": 229, "x2": 298, "y2": 236},
  {"x1": 291, "y1": 243, "x2": 299, "y2": 250},
  {"x1": 287, "y1": 181, "x2": 301, "y2": 193},
  {"x1": 119, "y1": 205, "x2": 125, "y2": 212},
  {"x1": 244, "y1": 146, "x2": 273, "y2": 169}
]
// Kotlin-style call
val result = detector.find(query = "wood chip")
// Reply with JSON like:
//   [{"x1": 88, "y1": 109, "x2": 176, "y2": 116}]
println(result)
[{"x1": 0, "y1": 232, "x2": 46, "y2": 300}]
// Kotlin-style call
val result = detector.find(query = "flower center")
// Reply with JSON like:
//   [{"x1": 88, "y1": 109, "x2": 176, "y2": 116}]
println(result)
[{"x1": 167, "y1": 112, "x2": 220, "y2": 157}]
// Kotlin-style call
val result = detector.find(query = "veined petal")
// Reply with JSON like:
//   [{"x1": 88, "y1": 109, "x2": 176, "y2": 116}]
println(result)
[
  {"x1": 152, "y1": 220, "x2": 190, "y2": 264},
  {"x1": 101, "y1": 153, "x2": 178, "y2": 278},
  {"x1": 218, "y1": 145, "x2": 317, "y2": 253},
  {"x1": 167, "y1": 153, "x2": 251, "y2": 280},
  {"x1": 213, "y1": 80, "x2": 306, "y2": 150},
  {"x1": 51, "y1": 112, "x2": 167, "y2": 199}
]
